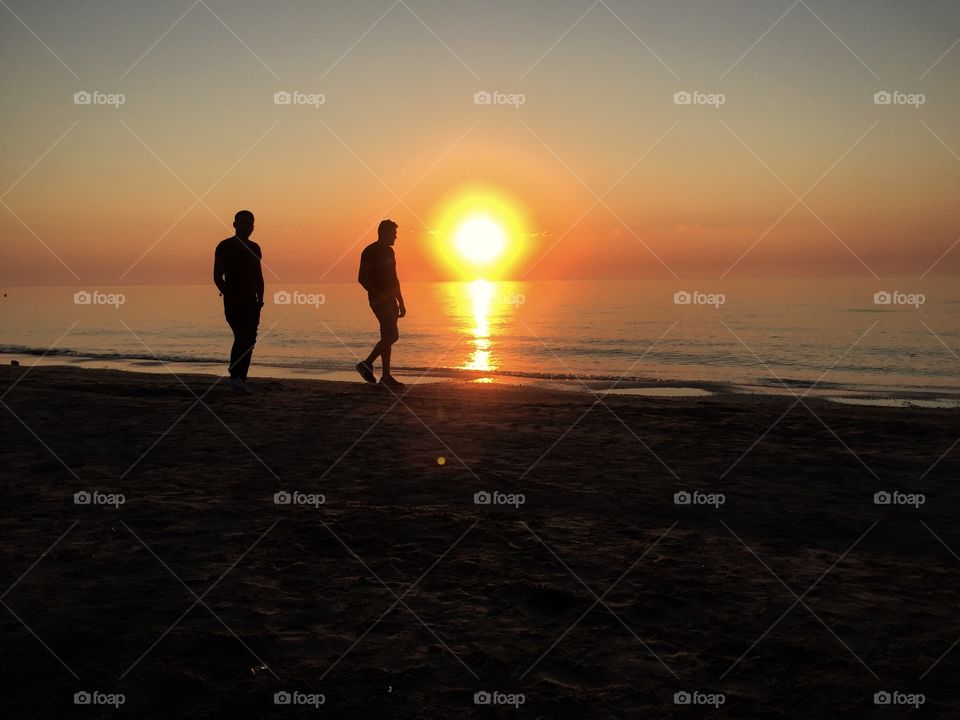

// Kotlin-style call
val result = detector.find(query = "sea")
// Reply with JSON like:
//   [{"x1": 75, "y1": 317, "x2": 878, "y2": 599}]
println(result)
[{"x1": 1, "y1": 278, "x2": 957, "y2": 406}]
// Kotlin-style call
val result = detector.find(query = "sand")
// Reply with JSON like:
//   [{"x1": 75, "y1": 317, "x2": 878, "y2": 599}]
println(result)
[{"x1": 0, "y1": 364, "x2": 958, "y2": 718}]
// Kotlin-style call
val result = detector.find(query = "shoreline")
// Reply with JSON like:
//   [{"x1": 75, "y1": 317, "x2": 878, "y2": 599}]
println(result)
[{"x1": 3, "y1": 352, "x2": 958, "y2": 409}]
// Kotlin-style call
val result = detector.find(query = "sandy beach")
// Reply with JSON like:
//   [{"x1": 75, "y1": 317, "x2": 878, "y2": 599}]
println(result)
[{"x1": 0, "y1": 364, "x2": 957, "y2": 717}]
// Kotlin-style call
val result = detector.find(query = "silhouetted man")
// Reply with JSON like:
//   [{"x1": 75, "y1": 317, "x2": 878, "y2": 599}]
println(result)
[
  {"x1": 356, "y1": 219, "x2": 406, "y2": 388},
  {"x1": 214, "y1": 210, "x2": 264, "y2": 393}
]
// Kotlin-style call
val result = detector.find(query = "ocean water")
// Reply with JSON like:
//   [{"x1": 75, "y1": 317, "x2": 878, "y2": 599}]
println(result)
[{"x1": 0, "y1": 279, "x2": 957, "y2": 400}]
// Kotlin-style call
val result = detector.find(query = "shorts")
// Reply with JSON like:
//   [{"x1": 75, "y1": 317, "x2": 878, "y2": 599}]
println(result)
[{"x1": 370, "y1": 298, "x2": 399, "y2": 343}]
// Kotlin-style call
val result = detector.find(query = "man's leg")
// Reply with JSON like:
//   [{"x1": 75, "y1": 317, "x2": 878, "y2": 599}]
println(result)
[
  {"x1": 381, "y1": 342, "x2": 392, "y2": 376},
  {"x1": 226, "y1": 303, "x2": 258, "y2": 382},
  {"x1": 379, "y1": 309, "x2": 399, "y2": 378},
  {"x1": 236, "y1": 305, "x2": 260, "y2": 381},
  {"x1": 235, "y1": 328, "x2": 253, "y2": 381},
  {"x1": 364, "y1": 301, "x2": 393, "y2": 368},
  {"x1": 225, "y1": 304, "x2": 243, "y2": 379},
  {"x1": 364, "y1": 339, "x2": 385, "y2": 366},
  {"x1": 229, "y1": 336, "x2": 243, "y2": 379},
  {"x1": 360, "y1": 301, "x2": 399, "y2": 384},
  {"x1": 357, "y1": 303, "x2": 385, "y2": 383}
]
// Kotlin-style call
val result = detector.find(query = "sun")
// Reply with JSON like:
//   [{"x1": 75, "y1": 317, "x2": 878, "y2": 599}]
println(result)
[
  {"x1": 454, "y1": 216, "x2": 507, "y2": 266},
  {"x1": 430, "y1": 185, "x2": 528, "y2": 279}
]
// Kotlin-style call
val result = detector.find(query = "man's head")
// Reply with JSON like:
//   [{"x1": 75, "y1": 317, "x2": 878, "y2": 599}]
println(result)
[
  {"x1": 378, "y1": 219, "x2": 398, "y2": 246},
  {"x1": 233, "y1": 210, "x2": 255, "y2": 240}
]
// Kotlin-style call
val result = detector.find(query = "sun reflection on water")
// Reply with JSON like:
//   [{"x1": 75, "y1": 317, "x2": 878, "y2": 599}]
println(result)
[{"x1": 464, "y1": 279, "x2": 495, "y2": 375}]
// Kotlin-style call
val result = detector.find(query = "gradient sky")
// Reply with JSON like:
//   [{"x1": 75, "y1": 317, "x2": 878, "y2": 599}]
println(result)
[{"x1": 2, "y1": 0, "x2": 959, "y2": 285}]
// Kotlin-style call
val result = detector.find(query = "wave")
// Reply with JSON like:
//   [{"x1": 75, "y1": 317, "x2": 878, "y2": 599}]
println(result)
[
  {"x1": 0, "y1": 345, "x2": 226, "y2": 366},
  {"x1": 3, "y1": 343, "x2": 957, "y2": 393},
  {"x1": 0, "y1": 344, "x2": 652, "y2": 383}
]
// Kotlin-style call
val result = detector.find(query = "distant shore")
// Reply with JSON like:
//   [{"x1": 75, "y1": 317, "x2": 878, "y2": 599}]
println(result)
[{"x1": 1, "y1": 365, "x2": 959, "y2": 718}]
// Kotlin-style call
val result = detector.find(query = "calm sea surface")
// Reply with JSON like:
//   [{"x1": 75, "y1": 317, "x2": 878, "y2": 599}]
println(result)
[{"x1": 1, "y1": 279, "x2": 957, "y2": 401}]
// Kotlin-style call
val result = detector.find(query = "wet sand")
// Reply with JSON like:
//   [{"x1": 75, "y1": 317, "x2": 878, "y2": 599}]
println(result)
[{"x1": 0, "y1": 364, "x2": 958, "y2": 718}]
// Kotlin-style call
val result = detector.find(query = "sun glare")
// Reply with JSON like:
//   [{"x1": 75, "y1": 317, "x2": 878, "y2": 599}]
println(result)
[
  {"x1": 455, "y1": 216, "x2": 507, "y2": 266},
  {"x1": 430, "y1": 186, "x2": 528, "y2": 280}
]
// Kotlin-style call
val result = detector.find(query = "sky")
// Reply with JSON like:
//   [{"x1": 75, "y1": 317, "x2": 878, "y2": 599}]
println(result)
[{"x1": 1, "y1": 0, "x2": 959, "y2": 285}]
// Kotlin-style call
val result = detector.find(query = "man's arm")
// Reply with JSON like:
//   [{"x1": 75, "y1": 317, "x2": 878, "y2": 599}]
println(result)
[
  {"x1": 256, "y1": 249, "x2": 265, "y2": 307},
  {"x1": 358, "y1": 252, "x2": 371, "y2": 292},
  {"x1": 213, "y1": 248, "x2": 229, "y2": 298},
  {"x1": 392, "y1": 253, "x2": 406, "y2": 317}
]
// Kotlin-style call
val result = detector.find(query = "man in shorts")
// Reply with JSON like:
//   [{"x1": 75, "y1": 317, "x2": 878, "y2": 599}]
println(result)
[
  {"x1": 213, "y1": 210, "x2": 264, "y2": 393},
  {"x1": 356, "y1": 219, "x2": 406, "y2": 389}
]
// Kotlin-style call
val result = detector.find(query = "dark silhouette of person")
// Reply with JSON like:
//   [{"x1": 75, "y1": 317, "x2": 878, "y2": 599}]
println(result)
[
  {"x1": 214, "y1": 210, "x2": 264, "y2": 393},
  {"x1": 356, "y1": 219, "x2": 406, "y2": 388}
]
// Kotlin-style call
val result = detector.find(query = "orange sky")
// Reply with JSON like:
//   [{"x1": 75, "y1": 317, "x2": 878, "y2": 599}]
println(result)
[{"x1": 2, "y1": 0, "x2": 959, "y2": 285}]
